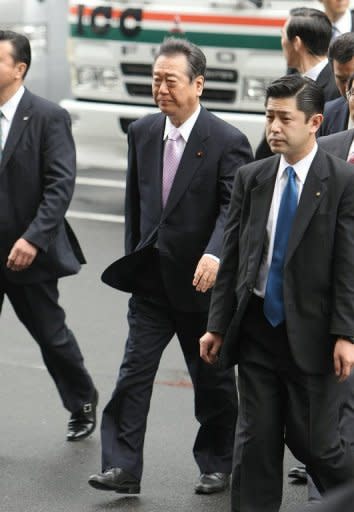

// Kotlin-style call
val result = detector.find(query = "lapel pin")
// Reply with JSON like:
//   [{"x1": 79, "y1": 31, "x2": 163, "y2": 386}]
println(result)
[
  {"x1": 23, "y1": 116, "x2": 29, "y2": 121},
  {"x1": 196, "y1": 151, "x2": 203, "y2": 157},
  {"x1": 316, "y1": 192, "x2": 321, "y2": 197}
]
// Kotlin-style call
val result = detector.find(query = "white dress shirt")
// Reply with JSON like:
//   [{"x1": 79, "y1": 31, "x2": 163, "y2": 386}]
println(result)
[
  {"x1": 0, "y1": 85, "x2": 25, "y2": 150},
  {"x1": 303, "y1": 59, "x2": 328, "y2": 82},
  {"x1": 332, "y1": 8, "x2": 352, "y2": 36},
  {"x1": 254, "y1": 143, "x2": 318, "y2": 297}
]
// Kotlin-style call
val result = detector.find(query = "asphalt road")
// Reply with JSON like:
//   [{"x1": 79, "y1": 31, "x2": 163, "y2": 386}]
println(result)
[{"x1": 0, "y1": 168, "x2": 306, "y2": 512}]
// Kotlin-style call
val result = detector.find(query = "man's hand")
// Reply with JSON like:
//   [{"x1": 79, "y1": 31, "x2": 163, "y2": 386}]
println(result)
[
  {"x1": 7, "y1": 238, "x2": 38, "y2": 271},
  {"x1": 200, "y1": 331, "x2": 223, "y2": 365},
  {"x1": 334, "y1": 339, "x2": 354, "y2": 381},
  {"x1": 193, "y1": 255, "x2": 219, "y2": 293}
]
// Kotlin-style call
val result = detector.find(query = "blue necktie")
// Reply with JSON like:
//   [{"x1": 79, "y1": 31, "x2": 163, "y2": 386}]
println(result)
[{"x1": 264, "y1": 166, "x2": 298, "y2": 327}]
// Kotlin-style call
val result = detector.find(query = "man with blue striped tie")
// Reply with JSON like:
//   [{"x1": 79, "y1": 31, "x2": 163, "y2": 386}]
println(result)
[{"x1": 200, "y1": 74, "x2": 354, "y2": 512}]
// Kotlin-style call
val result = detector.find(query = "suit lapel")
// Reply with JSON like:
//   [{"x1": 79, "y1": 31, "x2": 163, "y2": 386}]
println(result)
[
  {"x1": 161, "y1": 108, "x2": 209, "y2": 221},
  {"x1": 285, "y1": 150, "x2": 328, "y2": 265},
  {"x1": 340, "y1": 129, "x2": 354, "y2": 157},
  {"x1": 315, "y1": 64, "x2": 329, "y2": 89},
  {"x1": 143, "y1": 114, "x2": 165, "y2": 216},
  {"x1": 0, "y1": 88, "x2": 33, "y2": 172},
  {"x1": 248, "y1": 158, "x2": 279, "y2": 277}
]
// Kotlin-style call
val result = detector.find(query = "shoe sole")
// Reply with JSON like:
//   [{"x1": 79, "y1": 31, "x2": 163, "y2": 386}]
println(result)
[
  {"x1": 288, "y1": 473, "x2": 308, "y2": 483},
  {"x1": 88, "y1": 480, "x2": 140, "y2": 494},
  {"x1": 66, "y1": 424, "x2": 96, "y2": 442},
  {"x1": 195, "y1": 485, "x2": 228, "y2": 495}
]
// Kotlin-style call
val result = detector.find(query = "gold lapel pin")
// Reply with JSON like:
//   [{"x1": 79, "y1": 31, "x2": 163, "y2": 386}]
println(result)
[
  {"x1": 196, "y1": 151, "x2": 203, "y2": 157},
  {"x1": 316, "y1": 192, "x2": 321, "y2": 197}
]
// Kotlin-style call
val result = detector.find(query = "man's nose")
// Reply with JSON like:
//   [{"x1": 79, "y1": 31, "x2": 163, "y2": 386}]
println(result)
[
  {"x1": 158, "y1": 80, "x2": 169, "y2": 94},
  {"x1": 270, "y1": 119, "x2": 282, "y2": 132}
]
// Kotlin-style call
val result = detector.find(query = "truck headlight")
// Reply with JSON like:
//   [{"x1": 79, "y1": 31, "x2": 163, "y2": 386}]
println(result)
[
  {"x1": 75, "y1": 66, "x2": 119, "y2": 88},
  {"x1": 76, "y1": 66, "x2": 98, "y2": 87},
  {"x1": 243, "y1": 78, "x2": 268, "y2": 101}
]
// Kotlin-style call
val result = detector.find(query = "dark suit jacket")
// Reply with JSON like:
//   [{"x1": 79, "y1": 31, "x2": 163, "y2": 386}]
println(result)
[
  {"x1": 318, "y1": 129, "x2": 354, "y2": 158},
  {"x1": 318, "y1": 96, "x2": 349, "y2": 137},
  {"x1": 0, "y1": 88, "x2": 85, "y2": 284},
  {"x1": 104, "y1": 107, "x2": 253, "y2": 312},
  {"x1": 207, "y1": 148, "x2": 354, "y2": 373},
  {"x1": 316, "y1": 62, "x2": 341, "y2": 102}
]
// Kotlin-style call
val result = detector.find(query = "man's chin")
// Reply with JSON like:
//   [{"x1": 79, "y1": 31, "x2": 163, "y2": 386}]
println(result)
[{"x1": 268, "y1": 142, "x2": 284, "y2": 154}]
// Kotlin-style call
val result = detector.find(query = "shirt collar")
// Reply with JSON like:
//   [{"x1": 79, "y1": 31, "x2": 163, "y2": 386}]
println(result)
[
  {"x1": 303, "y1": 59, "x2": 328, "y2": 82},
  {"x1": 278, "y1": 143, "x2": 318, "y2": 185},
  {"x1": 1, "y1": 85, "x2": 25, "y2": 121},
  {"x1": 333, "y1": 9, "x2": 352, "y2": 35},
  {"x1": 163, "y1": 104, "x2": 201, "y2": 142}
]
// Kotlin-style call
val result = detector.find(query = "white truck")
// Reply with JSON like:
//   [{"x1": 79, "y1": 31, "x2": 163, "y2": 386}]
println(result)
[
  {"x1": 1, "y1": 0, "x2": 70, "y2": 103},
  {"x1": 59, "y1": 0, "x2": 331, "y2": 168}
]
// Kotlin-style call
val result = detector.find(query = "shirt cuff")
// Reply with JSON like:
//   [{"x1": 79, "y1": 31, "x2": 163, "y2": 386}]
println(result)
[{"x1": 204, "y1": 253, "x2": 220, "y2": 263}]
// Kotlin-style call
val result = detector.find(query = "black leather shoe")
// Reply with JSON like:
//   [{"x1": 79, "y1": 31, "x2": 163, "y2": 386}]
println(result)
[
  {"x1": 288, "y1": 465, "x2": 308, "y2": 483},
  {"x1": 195, "y1": 473, "x2": 230, "y2": 494},
  {"x1": 88, "y1": 468, "x2": 140, "y2": 494},
  {"x1": 66, "y1": 389, "x2": 98, "y2": 442}
]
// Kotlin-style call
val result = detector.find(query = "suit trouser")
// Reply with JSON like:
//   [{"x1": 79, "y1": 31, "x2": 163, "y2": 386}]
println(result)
[
  {"x1": 232, "y1": 295, "x2": 354, "y2": 512},
  {"x1": 0, "y1": 272, "x2": 95, "y2": 413},
  {"x1": 101, "y1": 293, "x2": 238, "y2": 480}
]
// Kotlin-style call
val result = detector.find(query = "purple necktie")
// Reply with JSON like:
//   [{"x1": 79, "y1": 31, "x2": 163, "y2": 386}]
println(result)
[
  {"x1": 162, "y1": 127, "x2": 182, "y2": 207},
  {"x1": 347, "y1": 152, "x2": 354, "y2": 164}
]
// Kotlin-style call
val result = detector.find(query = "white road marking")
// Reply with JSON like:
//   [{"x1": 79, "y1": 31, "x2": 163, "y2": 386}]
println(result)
[
  {"x1": 76, "y1": 177, "x2": 126, "y2": 188},
  {"x1": 67, "y1": 210, "x2": 125, "y2": 223}
]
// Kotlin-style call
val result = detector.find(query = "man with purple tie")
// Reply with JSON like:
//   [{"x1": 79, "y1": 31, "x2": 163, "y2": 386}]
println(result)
[{"x1": 88, "y1": 37, "x2": 252, "y2": 496}]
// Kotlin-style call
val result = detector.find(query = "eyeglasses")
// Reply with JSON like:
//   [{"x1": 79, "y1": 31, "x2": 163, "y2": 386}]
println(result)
[{"x1": 346, "y1": 89, "x2": 354, "y2": 99}]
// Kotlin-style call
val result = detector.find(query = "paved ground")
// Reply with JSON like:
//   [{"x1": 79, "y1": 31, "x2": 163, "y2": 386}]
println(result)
[{"x1": 0, "y1": 170, "x2": 307, "y2": 512}]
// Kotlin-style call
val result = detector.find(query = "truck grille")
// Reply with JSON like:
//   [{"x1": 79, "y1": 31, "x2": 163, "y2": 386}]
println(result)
[
  {"x1": 126, "y1": 84, "x2": 236, "y2": 103},
  {"x1": 121, "y1": 63, "x2": 152, "y2": 76},
  {"x1": 206, "y1": 69, "x2": 238, "y2": 83},
  {"x1": 121, "y1": 63, "x2": 238, "y2": 83}
]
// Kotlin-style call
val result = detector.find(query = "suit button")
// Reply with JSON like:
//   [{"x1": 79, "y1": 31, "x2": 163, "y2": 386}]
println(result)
[{"x1": 247, "y1": 284, "x2": 253, "y2": 292}]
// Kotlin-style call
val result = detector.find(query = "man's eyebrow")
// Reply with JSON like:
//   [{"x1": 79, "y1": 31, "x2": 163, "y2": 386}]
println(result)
[{"x1": 265, "y1": 109, "x2": 293, "y2": 114}]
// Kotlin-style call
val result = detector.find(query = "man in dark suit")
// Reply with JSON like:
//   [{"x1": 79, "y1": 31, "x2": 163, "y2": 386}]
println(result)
[
  {"x1": 288, "y1": 81, "x2": 354, "y2": 497},
  {"x1": 0, "y1": 31, "x2": 97, "y2": 441},
  {"x1": 88, "y1": 38, "x2": 252, "y2": 495},
  {"x1": 320, "y1": 0, "x2": 354, "y2": 37},
  {"x1": 200, "y1": 75, "x2": 354, "y2": 512},
  {"x1": 256, "y1": 7, "x2": 339, "y2": 159},
  {"x1": 318, "y1": 32, "x2": 354, "y2": 136}
]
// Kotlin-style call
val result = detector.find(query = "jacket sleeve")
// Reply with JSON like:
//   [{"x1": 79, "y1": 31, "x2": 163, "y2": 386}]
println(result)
[
  {"x1": 207, "y1": 168, "x2": 246, "y2": 335},
  {"x1": 204, "y1": 129, "x2": 253, "y2": 257},
  {"x1": 330, "y1": 170, "x2": 354, "y2": 336},
  {"x1": 22, "y1": 108, "x2": 76, "y2": 252},
  {"x1": 124, "y1": 123, "x2": 141, "y2": 255}
]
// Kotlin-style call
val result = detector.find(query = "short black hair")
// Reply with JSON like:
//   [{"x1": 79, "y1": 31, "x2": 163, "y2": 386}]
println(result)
[
  {"x1": 329, "y1": 32, "x2": 354, "y2": 64},
  {"x1": 265, "y1": 75, "x2": 325, "y2": 120},
  {"x1": 286, "y1": 7, "x2": 332, "y2": 56},
  {"x1": 154, "y1": 37, "x2": 206, "y2": 81},
  {"x1": 0, "y1": 30, "x2": 31, "y2": 78}
]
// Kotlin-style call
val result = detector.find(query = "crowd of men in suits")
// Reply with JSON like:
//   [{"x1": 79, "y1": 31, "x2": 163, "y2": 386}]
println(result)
[{"x1": 3, "y1": 1, "x2": 354, "y2": 511}]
